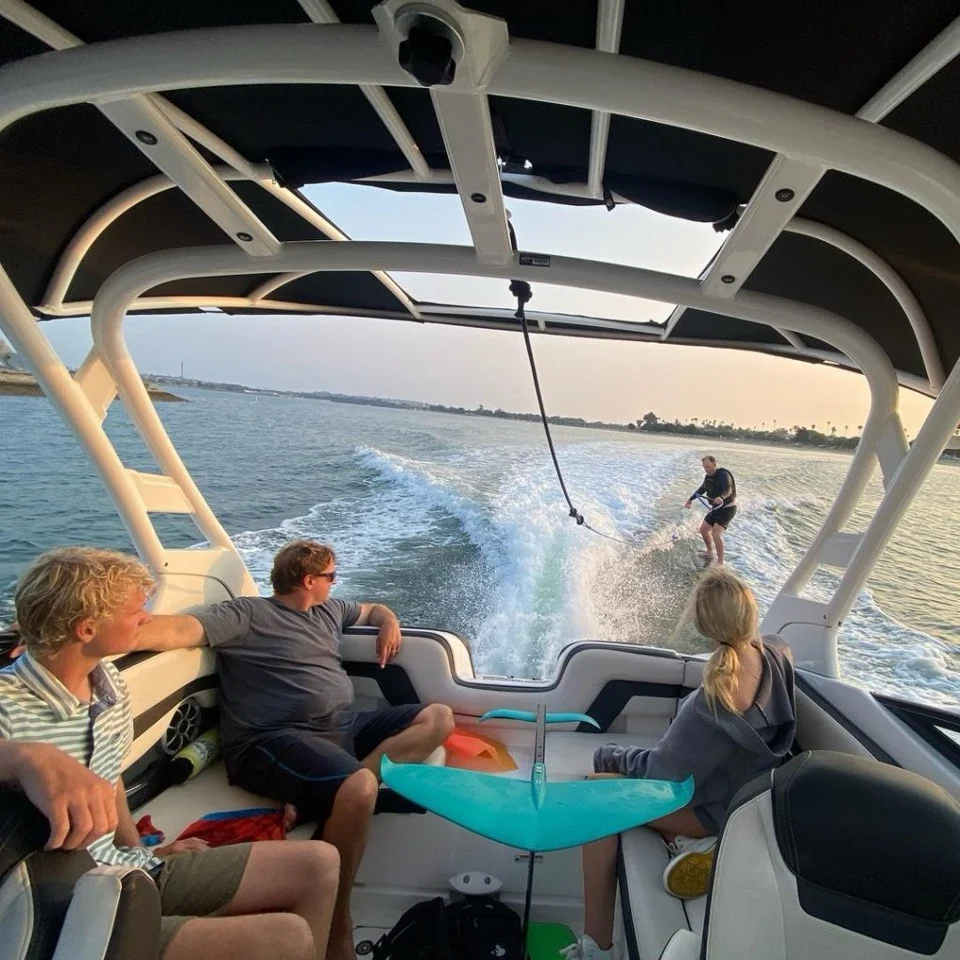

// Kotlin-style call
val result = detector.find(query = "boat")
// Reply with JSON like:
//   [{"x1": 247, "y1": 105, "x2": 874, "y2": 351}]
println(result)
[{"x1": 0, "y1": 2, "x2": 958, "y2": 957}]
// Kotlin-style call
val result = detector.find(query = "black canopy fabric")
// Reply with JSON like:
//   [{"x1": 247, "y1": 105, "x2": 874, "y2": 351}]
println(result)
[{"x1": 1, "y1": 0, "x2": 959, "y2": 383}]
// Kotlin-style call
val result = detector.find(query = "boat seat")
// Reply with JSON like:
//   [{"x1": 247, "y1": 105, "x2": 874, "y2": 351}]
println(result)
[
  {"x1": 660, "y1": 751, "x2": 960, "y2": 960},
  {"x1": 0, "y1": 789, "x2": 160, "y2": 960},
  {"x1": 617, "y1": 824, "x2": 706, "y2": 959}
]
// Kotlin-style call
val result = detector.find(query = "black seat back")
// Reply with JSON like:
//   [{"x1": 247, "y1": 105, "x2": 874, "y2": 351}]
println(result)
[{"x1": 0, "y1": 788, "x2": 97, "y2": 960}]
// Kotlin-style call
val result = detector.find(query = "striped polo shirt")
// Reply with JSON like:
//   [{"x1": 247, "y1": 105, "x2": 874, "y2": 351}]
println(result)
[{"x1": 0, "y1": 651, "x2": 159, "y2": 871}]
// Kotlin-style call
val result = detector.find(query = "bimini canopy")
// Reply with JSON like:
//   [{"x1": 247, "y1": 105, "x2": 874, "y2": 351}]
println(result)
[{"x1": 1, "y1": 0, "x2": 960, "y2": 394}]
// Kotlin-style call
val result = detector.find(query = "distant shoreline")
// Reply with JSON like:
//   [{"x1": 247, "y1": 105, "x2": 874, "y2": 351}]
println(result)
[
  {"x1": 143, "y1": 374, "x2": 959, "y2": 463},
  {"x1": 0, "y1": 369, "x2": 184, "y2": 402}
]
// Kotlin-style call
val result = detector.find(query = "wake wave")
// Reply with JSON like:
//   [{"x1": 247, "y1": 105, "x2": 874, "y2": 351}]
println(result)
[{"x1": 356, "y1": 446, "x2": 501, "y2": 560}]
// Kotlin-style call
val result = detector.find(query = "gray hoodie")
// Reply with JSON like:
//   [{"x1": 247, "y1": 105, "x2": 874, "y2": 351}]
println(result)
[{"x1": 593, "y1": 635, "x2": 796, "y2": 832}]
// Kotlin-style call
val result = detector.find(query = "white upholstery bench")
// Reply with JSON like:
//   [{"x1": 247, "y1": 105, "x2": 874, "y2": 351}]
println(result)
[{"x1": 619, "y1": 827, "x2": 706, "y2": 960}]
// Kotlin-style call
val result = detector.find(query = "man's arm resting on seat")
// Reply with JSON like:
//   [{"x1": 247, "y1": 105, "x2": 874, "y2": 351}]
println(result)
[
  {"x1": 354, "y1": 603, "x2": 402, "y2": 667},
  {"x1": 135, "y1": 613, "x2": 206, "y2": 652},
  {"x1": 0, "y1": 739, "x2": 118, "y2": 850}
]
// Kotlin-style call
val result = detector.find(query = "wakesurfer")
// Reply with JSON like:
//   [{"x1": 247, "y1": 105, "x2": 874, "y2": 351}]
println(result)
[{"x1": 684, "y1": 455, "x2": 737, "y2": 566}]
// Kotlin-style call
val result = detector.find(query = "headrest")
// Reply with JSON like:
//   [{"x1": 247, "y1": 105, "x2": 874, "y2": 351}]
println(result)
[{"x1": 770, "y1": 751, "x2": 960, "y2": 953}]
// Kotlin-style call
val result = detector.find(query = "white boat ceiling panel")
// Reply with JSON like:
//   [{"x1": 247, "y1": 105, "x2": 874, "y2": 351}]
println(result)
[{"x1": 0, "y1": 1, "x2": 958, "y2": 381}]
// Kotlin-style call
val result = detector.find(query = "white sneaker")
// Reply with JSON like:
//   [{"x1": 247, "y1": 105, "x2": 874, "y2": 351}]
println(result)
[
  {"x1": 662, "y1": 835, "x2": 717, "y2": 899},
  {"x1": 560, "y1": 934, "x2": 615, "y2": 959}
]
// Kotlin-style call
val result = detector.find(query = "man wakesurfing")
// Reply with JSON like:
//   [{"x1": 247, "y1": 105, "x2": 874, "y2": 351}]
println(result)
[{"x1": 684, "y1": 455, "x2": 737, "y2": 566}]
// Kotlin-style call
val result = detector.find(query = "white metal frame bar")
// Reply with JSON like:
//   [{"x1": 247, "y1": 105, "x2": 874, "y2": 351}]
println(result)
[
  {"x1": 0, "y1": 260, "x2": 252, "y2": 598},
  {"x1": 430, "y1": 89, "x2": 513, "y2": 264},
  {"x1": 88, "y1": 243, "x2": 901, "y2": 399},
  {"x1": 858, "y1": 14, "x2": 960, "y2": 122},
  {"x1": 43, "y1": 297, "x2": 414, "y2": 320},
  {"x1": 698, "y1": 156, "x2": 826, "y2": 300},
  {"x1": 586, "y1": 0, "x2": 625, "y2": 198},
  {"x1": 95, "y1": 97, "x2": 281, "y2": 257},
  {"x1": 785, "y1": 218, "x2": 945, "y2": 391},
  {"x1": 33, "y1": 290, "x2": 939, "y2": 397},
  {"x1": 150, "y1": 97, "x2": 270, "y2": 182},
  {"x1": 0, "y1": 268, "x2": 166, "y2": 571}
]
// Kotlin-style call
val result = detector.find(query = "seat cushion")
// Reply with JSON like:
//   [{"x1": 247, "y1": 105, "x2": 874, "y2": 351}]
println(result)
[
  {"x1": 0, "y1": 790, "x2": 100, "y2": 960},
  {"x1": 52, "y1": 866, "x2": 160, "y2": 960},
  {"x1": 138, "y1": 761, "x2": 317, "y2": 840},
  {"x1": 619, "y1": 827, "x2": 706, "y2": 960}
]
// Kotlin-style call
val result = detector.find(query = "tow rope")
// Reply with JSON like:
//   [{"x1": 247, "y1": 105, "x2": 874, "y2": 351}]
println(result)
[{"x1": 510, "y1": 280, "x2": 640, "y2": 547}]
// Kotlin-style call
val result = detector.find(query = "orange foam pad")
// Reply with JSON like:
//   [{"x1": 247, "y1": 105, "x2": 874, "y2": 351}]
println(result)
[{"x1": 443, "y1": 728, "x2": 518, "y2": 773}]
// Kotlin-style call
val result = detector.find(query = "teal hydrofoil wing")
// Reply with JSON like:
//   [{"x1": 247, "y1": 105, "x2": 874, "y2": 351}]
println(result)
[{"x1": 380, "y1": 757, "x2": 693, "y2": 851}]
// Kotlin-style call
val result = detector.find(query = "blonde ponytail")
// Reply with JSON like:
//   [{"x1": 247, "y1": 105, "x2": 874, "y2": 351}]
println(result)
[
  {"x1": 703, "y1": 642, "x2": 741, "y2": 714},
  {"x1": 687, "y1": 568, "x2": 760, "y2": 714}
]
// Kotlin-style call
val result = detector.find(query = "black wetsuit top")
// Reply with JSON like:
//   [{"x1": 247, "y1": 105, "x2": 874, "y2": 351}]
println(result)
[{"x1": 693, "y1": 468, "x2": 737, "y2": 506}]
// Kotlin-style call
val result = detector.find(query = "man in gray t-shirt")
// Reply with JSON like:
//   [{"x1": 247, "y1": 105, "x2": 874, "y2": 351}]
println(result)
[
  {"x1": 137, "y1": 539, "x2": 455, "y2": 960},
  {"x1": 194, "y1": 592, "x2": 363, "y2": 759}
]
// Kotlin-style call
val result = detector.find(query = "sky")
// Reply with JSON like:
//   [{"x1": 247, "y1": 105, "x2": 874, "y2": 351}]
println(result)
[{"x1": 36, "y1": 183, "x2": 935, "y2": 436}]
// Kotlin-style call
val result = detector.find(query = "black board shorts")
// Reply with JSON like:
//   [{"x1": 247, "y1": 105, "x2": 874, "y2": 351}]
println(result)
[
  {"x1": 705, "y1": 504, "x2": 737, "y2": 529},
  {"x1": 228, "y1": 705, "x2": 425, "y2": 828}
]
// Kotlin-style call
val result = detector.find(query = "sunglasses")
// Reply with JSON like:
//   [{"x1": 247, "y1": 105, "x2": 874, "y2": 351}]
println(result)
[{"x1": 316, "y1": 571, "x2": 337, "y2": 583}]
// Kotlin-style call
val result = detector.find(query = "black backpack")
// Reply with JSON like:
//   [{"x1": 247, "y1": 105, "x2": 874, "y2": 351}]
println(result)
[{"x1": 371, "y1": 896, "x2": 524, "y2": 960}]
